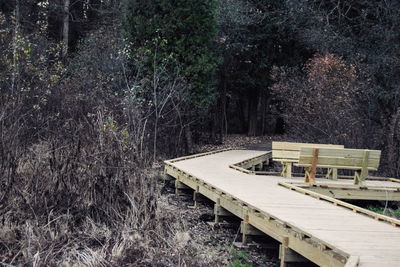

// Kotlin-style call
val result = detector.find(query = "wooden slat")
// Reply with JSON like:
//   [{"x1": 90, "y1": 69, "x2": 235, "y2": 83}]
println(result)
[
  {"x1": 299, "y1": 148, "x2": 381, "y2": 160},
  {"x1": 290, "y1": 182, "x2": 400, "y2": 191},
  {"x1": 296, "y1": 164, "x2": 378, "y2": 171},
  {"x1": 272, "y1": 142, "x2": 344, "y2": 151},
  {"x1": 298, "y1": 156, "x2": 380, "y2": 169},
  {"x1": 272, "y1": 150, "x2": 300, "y2": 160},
  {"x1": 166, "y1": 148, "x2": 233, "y2": 164},
  {"x1": 278, "y1": 182, "x2": 400, "y2": 227},
  {"x1": 389, "y1": 178, "x2": 400, "y2": 183},
  {"x1": 274, "y1": 159, "x2": 298, "y2": 163}
]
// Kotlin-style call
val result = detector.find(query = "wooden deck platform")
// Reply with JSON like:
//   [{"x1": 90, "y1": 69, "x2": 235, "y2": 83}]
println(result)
[{"x1": 164, "y1": 149, "x2": 400, "y2": 267}]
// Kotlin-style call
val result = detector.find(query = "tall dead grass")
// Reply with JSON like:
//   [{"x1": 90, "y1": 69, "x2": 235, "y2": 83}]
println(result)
[
  {"x1": 1, "y1": 104, "x2": 155, "y2": 262},
  {"x1": 0, "y1": 99, "x2": 215, "y2": 266}
]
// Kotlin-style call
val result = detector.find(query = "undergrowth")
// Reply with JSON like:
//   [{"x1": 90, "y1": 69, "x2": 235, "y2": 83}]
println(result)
[
  {"x1": 366, "y1": 205, "x2": 400, "y2": 219},
  {"x1": 0, "y1": 102, "x2": 215, "y2": 266},
  {"x1": 229, "y1": 248, "x2": 252, "y2": 267}
]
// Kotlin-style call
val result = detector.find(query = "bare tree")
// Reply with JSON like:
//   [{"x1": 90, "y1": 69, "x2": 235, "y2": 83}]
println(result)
[
  {"x1": 62, "y1": 0, "x2": 70, "y2": 56},
  {"x1": 151, "y1": 64, "x2": 178, "y2": 163},
  {"x1": 11, "y1": 0, "x2": 20, "y2": 92}
]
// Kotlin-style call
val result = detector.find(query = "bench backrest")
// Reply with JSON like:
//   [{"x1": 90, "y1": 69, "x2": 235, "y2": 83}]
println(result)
[
  {"x1": 298, "y1": 147, "x2": 381, "y2": 170},
  {"x1": 272, "y1": 142, "x2": 344, "y2": 162}
]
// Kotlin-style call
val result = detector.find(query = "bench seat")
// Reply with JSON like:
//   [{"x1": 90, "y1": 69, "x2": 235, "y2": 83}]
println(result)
[
  {"x1": 294, "y1": 164, "x2": 378, "y2": 171},
  {"x1": 272, "y1": 142, "x2": 344, "y2": 179},
  {"x1": 298, "y1": 147, "x2": 381, "y2": 185}
]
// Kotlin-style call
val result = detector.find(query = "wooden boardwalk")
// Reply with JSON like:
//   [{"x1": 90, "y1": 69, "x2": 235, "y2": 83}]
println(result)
[{"x1": 165, "y1": 149, "x2": 400, "y2": 267}]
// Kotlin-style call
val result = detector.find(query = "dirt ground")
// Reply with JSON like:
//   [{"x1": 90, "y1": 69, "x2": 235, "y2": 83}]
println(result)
[
  {"x1": 193, "y1": 134, "x2": 282, "y2": 152},
  {"x1": 158, "y1": 181, "x2": 280, "y2": 267}
]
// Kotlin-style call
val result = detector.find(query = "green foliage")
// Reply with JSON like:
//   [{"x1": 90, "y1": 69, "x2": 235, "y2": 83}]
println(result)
[
  {"x1": 123, "y1": 0, "x2": 219, "y2": 109},
  {"x1": 366, "y1": 205, "x2": 400, "y2": 219},
  {"x1": 366, "y1": 205, "x2": 383, "y2": 214},
  {"x1": 229, "y1": 248, "x2": 252, "y2": 267},
  {"x1": 214, "y1": 0, "x2": 309, "y2": 135}
]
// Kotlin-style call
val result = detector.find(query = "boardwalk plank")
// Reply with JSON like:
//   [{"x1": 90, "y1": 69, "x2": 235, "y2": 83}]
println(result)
[{"x1": 169, "y1": 150, "x2": 400, "y2": 266}]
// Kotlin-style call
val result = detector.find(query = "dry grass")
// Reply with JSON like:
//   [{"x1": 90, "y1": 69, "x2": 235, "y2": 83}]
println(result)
[{"x1": 0, "y1": 107, "x2": 220, "y2": 266}]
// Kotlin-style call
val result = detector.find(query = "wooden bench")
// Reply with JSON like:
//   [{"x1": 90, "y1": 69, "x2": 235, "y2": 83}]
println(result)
[
  {"x1": 298, "y1": 147, "x2": 381, "y2": 185},
  {"x1": 272, "y1": 142, "x2": 344, "y2": 178}
]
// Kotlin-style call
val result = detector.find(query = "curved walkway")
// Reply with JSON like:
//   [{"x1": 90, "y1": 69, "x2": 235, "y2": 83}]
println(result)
[{"x1": 165, "y1": 149, "x2": 400, "y2": 267}]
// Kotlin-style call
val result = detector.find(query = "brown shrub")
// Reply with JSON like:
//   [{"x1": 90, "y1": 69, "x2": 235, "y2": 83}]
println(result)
[{"x1": 271, "y1": 53, "x2": 379, "y2": 148}]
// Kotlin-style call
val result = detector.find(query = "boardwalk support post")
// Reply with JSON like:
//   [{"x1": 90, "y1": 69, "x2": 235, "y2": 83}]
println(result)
[
  {"x1": 255, "y1": 163, "x2": 263, "y2": 171},
  {"x1": 193, "y1": 185, "x2": 201, "y2": 207},
  {"x1": 175, "y1": 179, "x2": 190, "y2": 195},
  {"x1": 242, "y1": 209, "x2": 250, "y2": 245},
  {"x1": 279, "y1": 245, "x2": 309, "y2": 267},
  {"x1": 279, "y1": 236, "x2": 289, "y2": 267},
  {"x1": 240, "y1": 221, "x2": 264, "y2": 236},
  {"x1": 211, "y1": 198, "x2": 233, "y2": 226}
]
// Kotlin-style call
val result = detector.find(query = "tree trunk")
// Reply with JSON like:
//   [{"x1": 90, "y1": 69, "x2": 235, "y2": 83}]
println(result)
[
  {"x1": 261, "y1": 93, "x2": 272, "y2": 135},
  {"x1": 153, "y1": 118, "x2": 158, "y2": 163},
  {"x1": 247, "y1": 89, "x2": 259, "y2": 136},
  {"x1": 11, "y1": 0, "x2": 20, "y2": 93},
  {"x1": 211, "y1": 104, "x2": 220, "y2": 144},
  {"x1": 62, "y1": 0, "x2": 70, "y2": 57},
  {"x1": 221, "y1": 80, "x2": 228, "y2": 138},
  {"x1": 212, "y1": 80, "x2": 227, "y2": 144},
  {"x1": 185, "y1": 125, "x2": 193, "y2": 154},
  {"x1": 387, "y1": 108, "x2": 400, "y2": 177},
  {"x1": 261, "y1": 91, "x2": 266, "y2": 135},
  {"x1": 238, "y1": 98, "x2": 247, "y2": 133}
]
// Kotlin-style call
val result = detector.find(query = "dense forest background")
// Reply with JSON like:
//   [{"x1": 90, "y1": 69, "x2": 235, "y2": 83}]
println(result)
[{"x1": 1, "y1": 0, "x2": 400, "y2": 265}]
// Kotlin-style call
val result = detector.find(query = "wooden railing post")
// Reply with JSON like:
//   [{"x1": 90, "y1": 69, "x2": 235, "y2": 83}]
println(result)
[
  {"x1": 355, "y1": 150, "x2": 369, "y2": 185},
  {"x1": 305, "y1": 148, "x2": 319, "y2": 184}
]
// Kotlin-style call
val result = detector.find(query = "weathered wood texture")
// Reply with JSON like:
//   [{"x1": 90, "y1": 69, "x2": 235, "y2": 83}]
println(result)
[
  {"x1": 298, "y1": 148, "x2": 380, "y2": 169},
  {"x1": 272, "y1": 142, "x2": 344, "y2": 152},
  {"x1": 165, "y1": 149, "x2": 400, "y2": 267},
  {"x1": 298, "y1": 148, "x2": 381, "y2": 185},
  {"x1": 272, "y1": 142, "x2": 344, "y2": 179},
  {"x1": 229, "y1": 152, "x2": 270, "y2": 174},
  {"x1": 287, "y1": 181, "x2": 400, "y2": 201}
]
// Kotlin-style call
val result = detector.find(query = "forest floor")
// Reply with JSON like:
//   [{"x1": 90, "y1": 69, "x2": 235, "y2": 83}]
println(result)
[
  {"x1": 193, "y1": 134, "x2": 286, "y2": 152},
  {"x1": 158, "y1": 184, "x2": 279, "y2": 267}
]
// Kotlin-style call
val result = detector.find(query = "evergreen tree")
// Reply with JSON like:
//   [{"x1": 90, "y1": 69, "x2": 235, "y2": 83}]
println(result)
[
  {"x1": 215, "y1": 0, "x2": 308, "y2": 136},
  {"x1": 123, "y1": 0, "x2": 219, "y2": 108}
]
